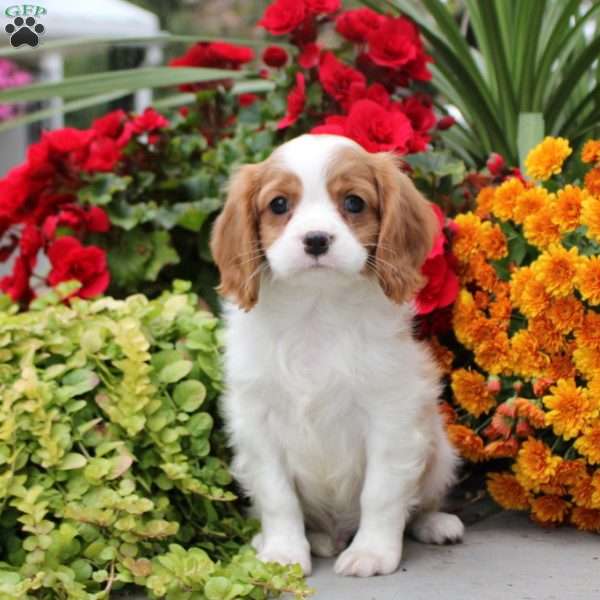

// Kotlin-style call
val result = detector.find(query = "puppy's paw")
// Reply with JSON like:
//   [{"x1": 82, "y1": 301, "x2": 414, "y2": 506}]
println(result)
[
  {"x1": 334, "y1": 544, "x2": 401, "y2": 577},
  {"x1": 258, "y1": 538, "x2": 312, "y2": 575},
  {"x1": 409, "y1": 511, "x2": 464, "y2": 545}
]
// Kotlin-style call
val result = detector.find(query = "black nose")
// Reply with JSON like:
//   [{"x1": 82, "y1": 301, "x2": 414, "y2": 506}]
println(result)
[{"x1": 303, "y1": 231, "x2": 332, "y2": 256}]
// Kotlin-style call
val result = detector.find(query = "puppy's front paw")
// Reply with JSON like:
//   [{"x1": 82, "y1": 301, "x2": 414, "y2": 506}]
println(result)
[
  {"x1": 334, "y1": 544, "x2": 401, "y2": 577},
  {"x1": 258, "y1": 538, "x2": 312, "y2": 575},
  {"x1": 409, "y1": 511, "x2": 464, "y2": 545}
]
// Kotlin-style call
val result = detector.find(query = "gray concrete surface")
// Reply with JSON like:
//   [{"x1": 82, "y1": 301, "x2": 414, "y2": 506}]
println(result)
[{"x1": 308, "y1": 512, "x2": 600, "y2": 600}]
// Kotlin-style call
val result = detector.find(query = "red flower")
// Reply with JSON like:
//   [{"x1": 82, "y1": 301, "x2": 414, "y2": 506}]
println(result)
[
  {"x1": 238, "y1": 93, "x2": 259, "y2": 107},
  {"x1": 487, "y1": 153, "x2": 506, "y2": 177},
  {"x1": 0, "y1": 255, "x2": 32, "y2": 302},
  {"x1": 305, "y1": 0, "x2": 340, "y2": 15},
  {"x1": 437, "y1": 115, "x2": 456, "y2": 130},
  {"x1": 131, "y1": 107, "x2": 169, "y2": 134},
  {"x1": 43, "y1": 127, "x2": 96, "y2": 155},
  {"x1": 335, "y1": 8, "x2": 384, "y2": 43},
  {"x1": 42, "y1": 205, "x2": 110, "y2": 239},
  {"x1": 400, "y1": 96, "x2": 436, "y2": 152},
  {"x1": 318, "y1": 52, "x2": 366, "y2": 108},
  {"x1": 258, "y1": 0, "x2": 306, "y2": 35},
  {"x1": 367, "y1": 17, "x2": 419, "y2": 68},
  {"x1": 83, "y1": 137, "x2": 121, "y2": 172},
  {"x1": 262, "y1": 45, "x2": 288, "y2": 68},
  {"x1": 278, "y1": 73, "x2": 306, "y2": 129},
  {"x1": 298, "y1": 43, "x2": 320, "y2": 69},
  {"x1": 19, "y1": 224, "x2": 42, "y2": 266},
  {"x1": 92, "y1": 110, "x2": 127, "y2": 138},
  {"x1": 310, "y1": 114, "x2": 347, "y2": 136},
  {"x1": 47, "y1": 236, "x2": 109, "y2": 299}
]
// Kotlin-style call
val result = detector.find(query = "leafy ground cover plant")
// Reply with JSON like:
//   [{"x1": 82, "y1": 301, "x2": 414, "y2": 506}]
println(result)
[
  {"x1": 435, "y1": 137, "x2": 600, "y2": 531},
  {"x1": 0, "y1": 281, "x2": 311, "y2": 598}
]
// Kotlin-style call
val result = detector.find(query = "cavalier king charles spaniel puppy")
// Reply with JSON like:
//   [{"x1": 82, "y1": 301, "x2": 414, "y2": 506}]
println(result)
[{"x1": 210, "y1": 134, "x2": 464, "y2": 578}]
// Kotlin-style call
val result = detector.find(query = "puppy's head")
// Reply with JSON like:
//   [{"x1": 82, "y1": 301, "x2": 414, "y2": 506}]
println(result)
[{"x1": 210, "y1": 134, "x2": 438, "y2": 310}]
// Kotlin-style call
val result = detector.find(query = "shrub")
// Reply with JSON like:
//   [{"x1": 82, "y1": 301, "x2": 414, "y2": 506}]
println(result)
[
  {"x1": 0, "y1": 282, "x2": 310, "y2": 598},
  {"x1": 437, "y1": 137, "x2": 600, "y2": 531}
]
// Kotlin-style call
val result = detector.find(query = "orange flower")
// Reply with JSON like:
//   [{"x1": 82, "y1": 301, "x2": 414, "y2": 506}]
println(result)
[
  {"x1": 509, "y1": 266, "x2": 533, "y2": 307},
  {"x1": 574, "y1": 420, "x2": 600, "y2": 464},
  {"x1": 580, "y1": 193, "x2": 600, "y2": 242},
  {"x1": 543, "y1": 379, "x2": 596, "y2": 440},
  {"x1": 464, "y1": 253, "x2": 498, "y2": 291},
  {"x1": 447, "y1": 424, "x2": 486, "y2": 462},
  {"x1": 475, "y1": 186, "x2": 495, "y2": 218},
  {"x1": 575, "y1": 311, "x2": 600, "y2": 349},
  {"x1": 453, "y1": 213, "x2": 485, "y2": 260},
  {"x1": 491, "y1": 177, "x2": 525, "y2": 221},
  {"x1": 487, "y1": 472, "x2": 530, "y2": 510},
  {"x1": 570, "y1": 473, "x2": 596, "y2": 508},
  {"x1": 489, "y1": 294, "x2": 512, "y2": 326},
  {"x1": 523, "y1": 206, "x2": 562, "y2": 249},
  {"x1": 513, "y1": 187, "x2": 552, "y2": 224},
  {"x1": 451, "y1": 369, "x2": 496, "y2": 417},
  {"x1": 519, "y1": 278, "x2": 552, "y2": 319},
  {"x1": 581, "y1": 140, "x2": 600, "y2": 164},
  {"x1": 530, "y1": 495, "x2": 570, "y2": 524},
  {"x1": 484, "y1": 438, "x2": 519, "y2": 459},
  {"x1": 552, "y1": 185, "x2": 585, "y2": 232},
  {"x1": 553, "y1": 459, "x2": 587, "y2": 487},
  {"x1": 478, "y1": 223, "x2": 507, "y2": 260},
  {"x1": 525, "y1": 136, "x2": 572, "y2": 181},
  {"x1": 573, "y1": 344, "x2": 600, "y2": 379},
  {"x1": 544, "y1": 353, "x2": 576, "y2": 382},
  {"x1": 545, "y1": 296, "x2": 584, "y2": 334},
  {"x1": 531, "y1": 244, "x2": 580, "y2": 297},
  {"x1": 584, "y1": 167, "x2": 600, "y2": 197},
  {"x1": 528, "y1": 316, "x2": 563, "y2": 354},
  {"x1": 570, "y1": 507, "x2": 600, "y2": 532},
  {"x1": 514, "y1": 397, "x2": 546, "y2": 428},
  {"x1": 576, "y1": 256, "x2": 600, "y2": 305},
  {"x1": 510, "y1": 330, "x2": 548, "y2": 378},
  {"x1": 514, "y1": 438, "x2": 561, "y2": 491},
  {"x1": 474, "y1": 333, "x2": 511, "y2": 375},
  {"x1": 428, "y1": 338, "x2": 454, "y2": 375}
]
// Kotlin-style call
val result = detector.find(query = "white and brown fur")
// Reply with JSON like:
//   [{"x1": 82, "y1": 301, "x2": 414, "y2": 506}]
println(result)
[{"x1": 210, "y1": 134, "x2": 463, "y2": 578}]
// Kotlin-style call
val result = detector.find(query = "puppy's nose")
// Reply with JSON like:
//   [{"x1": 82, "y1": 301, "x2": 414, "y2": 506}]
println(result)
[{"x1": 303, "y1": 231, "x2": 332, "y2": 256}]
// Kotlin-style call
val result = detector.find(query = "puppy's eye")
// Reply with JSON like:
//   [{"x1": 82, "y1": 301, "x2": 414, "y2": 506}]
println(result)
[
  {"x1": 344, "y1": 194, "x2": 365, "y2": 214},
  {"x1": 269, "y1": 196, "x2": 289, "y2": 215}
]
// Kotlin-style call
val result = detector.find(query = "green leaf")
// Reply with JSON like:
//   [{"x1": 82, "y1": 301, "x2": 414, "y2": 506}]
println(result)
[
  {"x1": 158, "y1": 360, "x2": 193, "y2": 384},
  {"x1": 517, "y1": 113, "x2": 545, "y2": 171},
  {"x1": 145, "y1": 231, "x2": 180, "y2": 282},
  {"x1": 61, "y1": 369, "x2": 100, "y2": 398},
  {"x1": 173, "y1": 381, "x2": 207, "y2": 412},
  {"x1": 58, "y1": 453, "x2": 88, "y2": 470}
]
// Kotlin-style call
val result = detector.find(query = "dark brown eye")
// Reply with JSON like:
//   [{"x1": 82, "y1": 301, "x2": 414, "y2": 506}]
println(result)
[
  {"x1": 344, "y1": 194, "x2": 365, "y2": 214},
  {"x1": 269, "y1": 196, "x2": 289, "y2": 215}
]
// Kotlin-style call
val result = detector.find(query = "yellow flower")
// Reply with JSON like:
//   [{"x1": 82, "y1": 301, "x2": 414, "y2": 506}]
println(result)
[
  {"x1": 446, "y1": 424, "x2": 486, "y2": 462},
  {"x1": 570, "y1": 473, "x2": 595, "y2": 508},
  {"x1": 487, "y1": 472, "x2": 530, "y2": 510},
  {"x1": 543, "y1": 379, "x2": 596, "y2": 440},
  {"x1": 452, "y1": 213, "x2": 485, "y2": 260},
  {"x1": 510, "y1": 330, "x2": 547, "y2": 378},
  {"x1": 581, "y1": 140, "x2": 600, "y2": 164},
  {"x1": 491, "y1": 177, "x2": 525, "y2": 220},
  {"x1": 584, "y1": 167, "x2": 600, "y2": 197},
  {"x1": 519, "y1": 277, "x2": 552, "y2": 319},
  {"x1": 575, "y1": 311, "x2": 600, "y2": 349},
  {"x1": 574, "y1": 420, "x2": 600, "y2": 464},
  {"x1": 474, "y1": 333, "x2": 511, "y2": 375},
  {"x1": 545, "y1": 295, "x2": 584, "y2": 334},
  {"x1": 581, "y1": 193, "x2": 600, "y2": 242},
  {"x1": 552, "y1": 185, "x2": 585, "y2": 232},
  {"x1": 576, "y1": 256, "x2": 600, "y2": 305},
  {"x1": 513, "y1": 187, "x2": 552, "y2": 224},
  {"x1": 514, "y1": 438, "x2": 561, "y2": 492},
  {"x1": 573, "y1": 344, "x2": 600, "y2": 379},
  {"x1": 451, "y1": 369, "x2": 496, "y2": 417},
  {"x1": 478, "y1": 223, "x2": 507, "y2": 260},
  {"x1": 528, "y1": 316, "x2": 563, "y2": 354},
  {"x1": 553, "y1": 459, "x2": 587, "y2": 487},
  {"x1": 523, "y1": 206, "x2": 562, "y2": 249},
  {"x1": 464, "y1": 253, "x2": 498, "y2": 291},
  {"x1": 475, "y1": 186, "x2": 495, "y2": 218},
  {"x1": 525, "y1": 136, "x2": 572, "y2": 181},
  {"x1": 570, "y1": 507, "x2": 600, "y2": 532},
  {"x1": 531, "y1": 495, "x2": 570, "y2": 524},
  {"x1": 531, "y1": 244, "x2": 579, "y2": 297}
]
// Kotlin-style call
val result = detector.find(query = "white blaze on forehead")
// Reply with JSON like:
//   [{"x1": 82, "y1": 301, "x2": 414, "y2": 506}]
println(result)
[{"x1": 271, "y1": 134, "x2": 360, "y2": 202}]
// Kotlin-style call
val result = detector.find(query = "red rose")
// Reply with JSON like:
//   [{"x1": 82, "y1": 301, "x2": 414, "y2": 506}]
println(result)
[
  {"x1": 83, "y1": 137, "x2": 121, "y2": 172},
  {"x1": 367, "y1": 17, "x2": 419, "y2": 68},
  {"x1": 92, "y1": 110, "x2": 127, "y2": 138},
  {"x1": 335, "y1": 8, "x2": 384, "y2": 43},
  {"x1": 305, "y1": 0, "x2": 340, "y2": 15},
  {"x1": 47, "y1": 236, "x2": 109, "y2": 299},
  {"x1": 262, "y1": 45, "x2": 288, "y2": 68},
  {"x1": 0, "y1": 255, "x2": 32, "y2": 302},
  {"x1": 259, "y1": 0, "x2": 306, "y2": 35},
  {"x1": 318, "y1": 52, "x2": 366, "y2": 108},
  {"x1": 298, "y1": 43, "x2": 320, "y2": 69},
  {"x1": 278, "y1": 73, "x2": 306, "y2": 129}
]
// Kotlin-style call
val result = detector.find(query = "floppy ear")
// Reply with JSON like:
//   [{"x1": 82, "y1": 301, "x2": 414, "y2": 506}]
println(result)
[
  {"x1": 210, "y1": 164, "x2": 262, "y2": 311},
  {"x1": 372, "y1": 153, "x2": 439, "y2": 304}
]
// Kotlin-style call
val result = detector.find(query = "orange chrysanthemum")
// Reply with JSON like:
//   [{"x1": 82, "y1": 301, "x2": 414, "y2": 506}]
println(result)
[
  {"x1": 531, "y1": 244, "x2": 580, "y2": 297},
  {"x1": 553, "y1": 459, "x2": 587, "y2": 487},
  {"x1": 451, "y1": 369, "x2": 496, "y2": 417},
  {"x1": 552, "y1": 185, "x2": 585, "y2": 232},
  {"x1": 487, "y1": 472, "x2": 530, "y2": 510},
  {"x1": 584, "y1": 167, "x2": 600, "y2": 197},
  {"x1": 581, "y1": 193, "x2": 600, "y2": 242},
  {"x1": 514, "y1": 438, "x2": 561, "y2": 491},
  {"x1": 484, "y1": 438, "x2": 519, "y2": 459},
  {"x1": 570, "y1": 473, "x2": 596, "y2": 508},
  {"x1": 478, "y1": 223, "x2": 507, "y2": 260},
  {"x1": 545, "y1": 296, "x2": 584, "y2": 334},
  {"x1": 581, "y1": 140, "x2": 600, "y2": 164},
  {"x1": 514, "y1": 397, "x2": 546, "y2": 428},
  {"x1": 544, "y1": 352, "x2": 576, "y2": 382},
  {"x1": 510, "y1": 330, "x2": 548, "y2": 378},
  {"x1": 446, "y1": 424, "x2": 486, "y2": 462},
  {"x1": 576, "y1": 256, "x2": 600, "y2": 305},
  {"x1": 543, "y1": 379, "x2": 596, "y2": 440},
  {"x1": 570, "y1": 507, "x2": 600, "y2": 532},
  {"x1": 491, "y1": 177, "x2": 525, "y2": 221},
  {"x1": 572, "y1": 344, "x2": 600, "y2": 379},
  {"x1": 523, "y1": 206, "x2": 562, "y2": 249},
  {"x1": 452, "y1": 213, "x2": 485, "y2": 260},
  {"x1": 475, "y1": 186, "x2": 495, "y2": 218},
  {"x1": 574, "y1": 421, "x2": 600, "y2": 464},
  {"x1": 575, "y1": 311, "x2": 600, "y2": 349},
  {"x1": 513, "y1": 187, "x2": 552, "y2": 224},
  {"x1": 525, "y1": 136, "x2": 572, "y2": 181},
  {"x1": 528, "y1": 316, "x2": 563, "y2": 354},
  {"x1": 531, "y1": 495, "x2": 570, "y2": 524},
  {"x1": 519, "y1": 278, "x2": 552, "y2": 319},
  {"x1": 474, "y1": 333, "x2": 511, "y2": 375},
  {"x1": 464, "y1": 253, "x2": 498, "y2": 291}
]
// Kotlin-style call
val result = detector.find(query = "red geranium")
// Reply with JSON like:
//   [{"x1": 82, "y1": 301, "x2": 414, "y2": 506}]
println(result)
[
  {"x1": 0, "y1": 255, "x2": 32, "y2": 303},
  {"x1": 42, "y1": 205, "x2": 110, "y2": 239},
  {"x1": 366, "y1": 16, "x2": 419, "y2": 68},
  {"x1": 305, "y1": 0, "x2": 341, "y2": 14},
  {"x1": 318, "y1": 52, "x2": 366, "y2": 108},
  {"x1": 278, "y1": 73, "x2": 306, "y2": 129},
  {"x1": 262, "y1": 45, "x2": 288, "y2": 68},
  {"x1": 335, "y1": 8, "x2": 384, "y2": 43},
  {"x1": 258, "y1": 0, "x2": 306, "y2": 35},
  {"x1": 298, "y1": 43, "x2": 320, "y2": 69},
  {"x1": 47, "y1": 236, "x2": 109, "y2": 299}
]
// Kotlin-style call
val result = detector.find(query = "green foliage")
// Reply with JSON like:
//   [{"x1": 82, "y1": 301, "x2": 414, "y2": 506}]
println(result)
[{"x1": 0, "y1": 283, "x2": 312, "y2": 599}]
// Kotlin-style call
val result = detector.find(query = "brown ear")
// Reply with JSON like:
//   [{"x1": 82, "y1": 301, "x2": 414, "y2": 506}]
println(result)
[
  {"x1": 372, "y1": 153, "x2": 439, "y2": 304},
  {"x1": 210, "y1": 164, "x2": 262, "y2": 311}
]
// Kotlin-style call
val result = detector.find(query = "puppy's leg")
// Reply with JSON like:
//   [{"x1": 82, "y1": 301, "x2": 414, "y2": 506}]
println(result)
[
  {"x1": 334, "y1": 414, "x2": 428, "y2": 577},
  {"x1": 307, "y1": 531, "x2": 337, "y2": 558},
  {"x1": 409, "y1": 511, "x2": 464, "y2": 544}
]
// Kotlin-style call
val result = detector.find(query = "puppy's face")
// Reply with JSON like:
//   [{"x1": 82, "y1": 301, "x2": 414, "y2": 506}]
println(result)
[{"x1": 211, "y1": 134, "x2": 438, "y2": 310}]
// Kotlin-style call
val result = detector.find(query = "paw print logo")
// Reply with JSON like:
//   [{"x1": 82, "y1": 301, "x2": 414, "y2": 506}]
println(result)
[{"x1": 5, "y1": 16, "x2": 45, "y2": 48}]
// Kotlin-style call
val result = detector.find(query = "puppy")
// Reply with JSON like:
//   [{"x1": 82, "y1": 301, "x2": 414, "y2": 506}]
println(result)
[{"x1": 210, "y1": 134, "x2": 464, "y2": 578}]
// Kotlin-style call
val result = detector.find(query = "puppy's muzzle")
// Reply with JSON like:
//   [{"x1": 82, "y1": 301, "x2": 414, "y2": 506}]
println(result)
[{"x1": 303, "y1": 231, "x2": 333, "y2": 256}]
